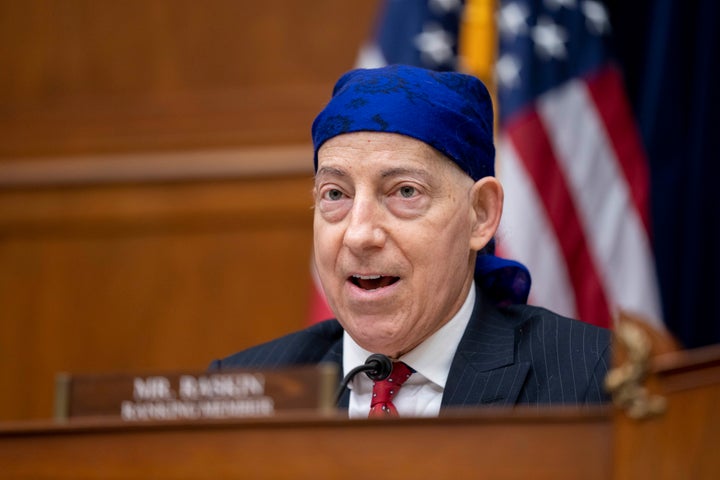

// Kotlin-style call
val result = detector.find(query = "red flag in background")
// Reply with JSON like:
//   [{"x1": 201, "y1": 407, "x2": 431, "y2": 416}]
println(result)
[{"x1": 307, "y1": 257, "x2": 334, "y2": 324}]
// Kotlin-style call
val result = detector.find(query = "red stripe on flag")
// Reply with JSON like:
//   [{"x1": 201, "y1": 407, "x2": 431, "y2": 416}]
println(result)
[
  {"x1": 506, "y1": 108, "x2": 612, "y2": 328},
  {"x1": 586, "y1": 66, "x2": 652, "y2": 235},
  {"x1": 307, "y1": 280, "x2": 334, "y2": 325},
  {"x1": 307, "y1": 260, "x2": 334, "y2": 325}
]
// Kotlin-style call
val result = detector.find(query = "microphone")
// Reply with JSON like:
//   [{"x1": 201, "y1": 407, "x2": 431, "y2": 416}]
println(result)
[{"x1": 335, "y1": 353, "x2": 393, "y2": 405}]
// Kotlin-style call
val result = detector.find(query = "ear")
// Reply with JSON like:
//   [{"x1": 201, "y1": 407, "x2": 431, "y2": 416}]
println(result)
[{"x1": 468, "y1": 177, "x2": 504, "y2": 252}]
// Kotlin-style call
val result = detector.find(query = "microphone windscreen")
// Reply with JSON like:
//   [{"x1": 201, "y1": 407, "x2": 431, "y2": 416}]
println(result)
[{"x1": 364, "y1": 354, "x2": 393, "y2": 381}]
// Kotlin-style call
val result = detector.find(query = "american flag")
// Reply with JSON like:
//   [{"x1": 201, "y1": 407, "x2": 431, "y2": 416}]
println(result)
[
  {"x1": 310, "y1": 0, "x2": 664, "y2": 330},
  {"x1": 356, "y1": 0, "x2": 465, "y2": 71},
  {"x1": 495, "y1": 0, "x2": 662, "y2": 329}
]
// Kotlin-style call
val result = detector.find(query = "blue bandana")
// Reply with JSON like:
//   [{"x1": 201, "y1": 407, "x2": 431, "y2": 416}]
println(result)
[
  {"x1": 312, "y1": 65, "x2": 494, "y2": 180},
  {"x1": 311, "y1": 65, "x2": 531, "y2": 305}
]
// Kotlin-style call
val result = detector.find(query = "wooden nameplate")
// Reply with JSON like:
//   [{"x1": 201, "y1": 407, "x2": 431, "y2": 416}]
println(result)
[{"x1": 54, "y1": 363, "x2": 339, "y2": 422}]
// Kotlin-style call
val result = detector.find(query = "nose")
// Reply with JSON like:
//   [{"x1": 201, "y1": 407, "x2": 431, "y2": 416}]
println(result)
[{"x1": 343, "y1": 194, "x2": 387, "y2": 254}]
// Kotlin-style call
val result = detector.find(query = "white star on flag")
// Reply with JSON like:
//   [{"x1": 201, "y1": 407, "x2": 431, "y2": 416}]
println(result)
[
  {"x1": 496, "y1": 54, "x2": 523, "y2": 89},
  {"x1": 414, "y1": 22, "x2": 456, "y2": 66},
  {"x1": 497, "y1": 2, "x2": 530, "y2": 37},
  {"x1": 532, "y1": 16, "x2": 568, "y2": 59},
  {"x1": 582, "y1": 0, "x2": 611, "y2": 35}
]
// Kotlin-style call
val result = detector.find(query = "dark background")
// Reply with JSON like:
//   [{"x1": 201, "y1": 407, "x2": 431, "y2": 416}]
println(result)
[{"x1": 606, "y1": 0, "x2": 719, "y2": 348}]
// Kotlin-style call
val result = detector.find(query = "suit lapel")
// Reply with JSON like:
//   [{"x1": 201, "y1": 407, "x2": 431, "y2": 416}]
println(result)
[
  {"x1": 324, "y1": 292, "x2": 532, "y2": 410},
  {"x1": 442, "y1": 290, "x2": 530, "y2": 407}
]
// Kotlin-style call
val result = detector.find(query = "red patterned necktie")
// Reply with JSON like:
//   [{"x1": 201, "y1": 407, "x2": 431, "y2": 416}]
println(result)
[{"x1": 368, "y1": 362, "x2": 413, "y2": 418}]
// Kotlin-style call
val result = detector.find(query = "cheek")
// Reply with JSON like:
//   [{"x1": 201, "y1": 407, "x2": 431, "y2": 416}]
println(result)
[
  {"x1": 316, "y1": 198, "x2": 352, "y2": 223},
  {"x1": 313, "y1": 219, "x2": 343, "y2": 269},
  {"x1": 385, "y1": 195, "x2": 431, "y2": 219},
  {"x1": 415, "y1": 207, "x2": 471, "y2": 250},
  {"x1": 415, "y1": 217, "x2": 472, "y2": 273}
]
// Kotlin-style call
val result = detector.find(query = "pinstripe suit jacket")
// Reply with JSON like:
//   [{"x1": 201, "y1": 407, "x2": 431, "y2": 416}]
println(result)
[{"x1": 210, "y1": 288, "x2": 612, "y2": 408}]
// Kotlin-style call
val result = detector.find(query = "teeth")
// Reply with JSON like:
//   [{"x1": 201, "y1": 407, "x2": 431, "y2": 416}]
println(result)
[{"x1": 353, "y1": 274, "x2": 382, "y2": 280}]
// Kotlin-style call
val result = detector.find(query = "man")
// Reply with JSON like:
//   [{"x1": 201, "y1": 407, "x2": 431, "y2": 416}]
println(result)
[{"x1": 210, "y1": 65, "x2": 611, "y2": 417}]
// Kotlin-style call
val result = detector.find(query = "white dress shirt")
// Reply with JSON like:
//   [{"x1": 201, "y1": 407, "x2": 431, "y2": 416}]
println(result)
[{"x1": 343, "y1": 283, "x2": 475, "y2": 418}]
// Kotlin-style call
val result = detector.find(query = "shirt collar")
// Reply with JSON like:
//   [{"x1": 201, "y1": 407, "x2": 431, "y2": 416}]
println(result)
[{"x1": 343, "y1": 282, "x2": 475, "y2": 389}]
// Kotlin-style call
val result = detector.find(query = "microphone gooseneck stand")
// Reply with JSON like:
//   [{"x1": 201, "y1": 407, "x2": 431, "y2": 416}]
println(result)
[{"x1": 334, "y1": 353, "x2": 393, "y2": 405}]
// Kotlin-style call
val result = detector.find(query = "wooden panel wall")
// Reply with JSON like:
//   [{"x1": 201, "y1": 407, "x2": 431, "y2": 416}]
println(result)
[
  {"x1": 0, "y1": 0, "x2": 380, "y2": 157},
  {"x1": 0, "y1": 0, "x2": 380, "y2": 420}
]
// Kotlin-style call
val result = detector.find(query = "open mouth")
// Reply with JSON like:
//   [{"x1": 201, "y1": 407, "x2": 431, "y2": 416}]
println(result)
[{"x1": 350, "y1": 274, "x2": 400, "y2": 291}]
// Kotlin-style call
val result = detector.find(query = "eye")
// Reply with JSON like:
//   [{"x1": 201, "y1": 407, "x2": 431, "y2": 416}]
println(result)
[
  {"x1": 316, "y1": 185, "x2": 351, "y2": 222},
  {"x1": 398, "y1": 185, "x2": 417, "y2": 198},
  {"x1": 323, "y1": 188, "x2": 344, "y2": 201}
]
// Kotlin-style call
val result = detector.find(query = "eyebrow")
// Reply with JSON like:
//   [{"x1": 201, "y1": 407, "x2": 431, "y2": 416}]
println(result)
[
  {"x1": 380, "y1": 167, "x2": 432, "y2": 181},
  {"x1": 315, "y1": 166, "x2": 347, "y2": 180},
  {"x1": 315, "y1": 166, "x2": 432, "y2": 182}
]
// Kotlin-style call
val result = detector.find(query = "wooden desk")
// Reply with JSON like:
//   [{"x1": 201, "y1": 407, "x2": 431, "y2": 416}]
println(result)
[
  {"x1": 0, "y1": 408, "x2": 612, "y2": 480},
  {"x1": 2, "y1": 343, "x2": 718, "y2": 479}
]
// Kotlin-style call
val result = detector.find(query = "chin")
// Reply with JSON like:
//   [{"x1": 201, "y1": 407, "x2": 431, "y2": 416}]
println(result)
[{"x1": 347, "y1": 320, "x2": 408, "y2": 354}]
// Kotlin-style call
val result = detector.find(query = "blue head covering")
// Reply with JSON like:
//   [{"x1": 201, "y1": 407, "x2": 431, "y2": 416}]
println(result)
[{"x1": 311, "y1": 65, "x2": 531, "y2": 305}]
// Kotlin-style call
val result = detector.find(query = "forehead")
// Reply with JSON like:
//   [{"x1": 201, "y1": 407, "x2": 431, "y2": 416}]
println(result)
[{"x1": 317, "y1": 132, "x2": 466, "y2": 178}]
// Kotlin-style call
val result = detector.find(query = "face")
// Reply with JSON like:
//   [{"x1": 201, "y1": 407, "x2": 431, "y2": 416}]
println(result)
[{"x1": 313, "y1": 132, "x2": 498, "y2": 357}]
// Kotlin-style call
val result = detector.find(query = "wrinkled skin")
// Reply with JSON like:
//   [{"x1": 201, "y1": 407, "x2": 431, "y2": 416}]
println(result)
[{"x1": 313, "y1": 132, "x2": 503, "y2": 357}]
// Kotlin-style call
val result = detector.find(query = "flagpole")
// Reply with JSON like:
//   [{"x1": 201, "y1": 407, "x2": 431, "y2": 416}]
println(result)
[
  {"x1": 459, "y1": 0, "x2": 501, "y2": 175},
  {"x1": 459, "y1": 0, "x2": 496, "y2": 86}
]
